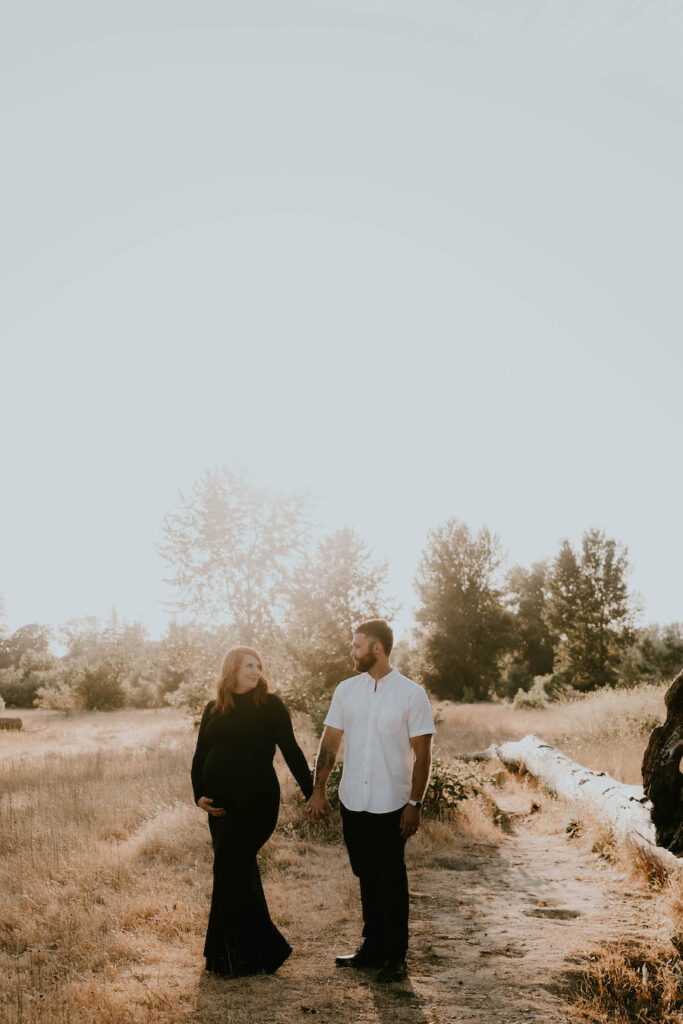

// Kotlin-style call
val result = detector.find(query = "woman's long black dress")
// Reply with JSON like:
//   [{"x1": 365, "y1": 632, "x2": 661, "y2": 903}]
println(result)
[{"x1": 191, "y1": 690, "x2": 313, "y2": 976}]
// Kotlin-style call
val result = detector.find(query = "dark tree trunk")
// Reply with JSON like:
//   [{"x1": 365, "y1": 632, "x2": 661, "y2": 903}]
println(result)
[{"x1": 642, "y1": 670, "x2": 683, "y2": 854}]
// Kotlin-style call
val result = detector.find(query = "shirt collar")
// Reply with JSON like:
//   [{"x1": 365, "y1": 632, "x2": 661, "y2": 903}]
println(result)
[{"x1": 365, "y1": 668, "x2": 397, "y2": 687}]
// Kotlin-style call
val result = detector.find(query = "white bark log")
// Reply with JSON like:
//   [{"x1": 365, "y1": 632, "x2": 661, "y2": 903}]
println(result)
[{"x1": 458, "y1": 734, "x2": 681, "y2": 876}]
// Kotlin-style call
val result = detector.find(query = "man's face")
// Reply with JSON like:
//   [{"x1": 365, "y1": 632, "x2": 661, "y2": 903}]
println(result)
[{"x1": 351, "y1": 633, "x2": 378, "y2": 673}]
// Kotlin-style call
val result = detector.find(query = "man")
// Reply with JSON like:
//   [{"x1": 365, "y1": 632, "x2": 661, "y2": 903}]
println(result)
[{"x1": 305, "y1": 619, "x2": 435, "y2": 983}]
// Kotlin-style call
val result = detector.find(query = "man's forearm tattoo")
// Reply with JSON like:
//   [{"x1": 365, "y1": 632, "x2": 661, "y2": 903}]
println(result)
[{"x1": 314, "y1": 744, "x2": 336, "y2": 790}]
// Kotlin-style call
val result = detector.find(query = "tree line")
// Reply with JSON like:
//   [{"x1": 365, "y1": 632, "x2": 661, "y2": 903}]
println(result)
[
  {"x1": 414, "y1": 520, "x2": 681, "y2": 702},
  {"x1": 1, "y1": 468, "x2": 681, "y2": 713}
]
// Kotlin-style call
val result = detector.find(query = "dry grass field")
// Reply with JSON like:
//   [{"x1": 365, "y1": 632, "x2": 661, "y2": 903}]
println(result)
[
  {"x1": 434, "y1": 682, "x2": 667, "y2": 785},
  {"x1": 2, "y1": 686, "x2": 682, "y2": 1024},
  {"x1": 2, "y1": 708, "x2": 488, "y2": 1024}
]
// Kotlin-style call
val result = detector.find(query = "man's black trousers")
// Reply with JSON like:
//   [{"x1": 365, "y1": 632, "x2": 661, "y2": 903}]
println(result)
[{"x1": 340, "y1": 802, "x2": 409, "y2": 961}]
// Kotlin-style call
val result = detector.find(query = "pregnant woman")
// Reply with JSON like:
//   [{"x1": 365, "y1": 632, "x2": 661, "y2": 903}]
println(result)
[{"x1": 191, "y1": 645, "x2": 313, "y2": 977}]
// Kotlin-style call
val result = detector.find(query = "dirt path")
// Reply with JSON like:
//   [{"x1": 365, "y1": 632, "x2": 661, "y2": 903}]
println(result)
[
  {"x1": 402, "y1": 783, "x2": 656, "y2": 1023},
  {"x1": 186, "y1": 780, "x2": 660, "y2": 1024}
]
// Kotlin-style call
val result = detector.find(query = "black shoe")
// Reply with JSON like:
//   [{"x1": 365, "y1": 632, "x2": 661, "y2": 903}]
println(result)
[
  {"x1": 376, "y1": 958, "x2": 408, "y2": 983},
  {"x1": 335, "y1": 945, "x2": 385, "y2": 969}
]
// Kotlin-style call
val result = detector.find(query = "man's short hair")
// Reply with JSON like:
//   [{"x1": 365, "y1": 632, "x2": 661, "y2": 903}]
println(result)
[{"x1": 354, "y1": 619, "x2": 394, "y2": 656}]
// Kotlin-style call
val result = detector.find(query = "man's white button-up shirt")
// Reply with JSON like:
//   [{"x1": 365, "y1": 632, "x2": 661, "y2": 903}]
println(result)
[{"x1": 324, "y1": 668, "x2": 436, "y2": 814}]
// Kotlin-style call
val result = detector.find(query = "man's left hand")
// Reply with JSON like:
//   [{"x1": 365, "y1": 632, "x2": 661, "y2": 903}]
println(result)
[{"x1": 400, "y1": 803, "x2": 421, "y2": 838}]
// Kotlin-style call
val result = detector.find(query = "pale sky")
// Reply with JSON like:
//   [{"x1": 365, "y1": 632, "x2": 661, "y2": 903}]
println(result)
[{"x1": 2, "y1": 1, "x2": 682, "y2": 641}]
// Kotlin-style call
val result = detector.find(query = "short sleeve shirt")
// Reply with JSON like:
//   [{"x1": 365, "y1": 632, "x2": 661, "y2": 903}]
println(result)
[{"x1": 324, "y1": 668, "x2": 436, "y2": 813}]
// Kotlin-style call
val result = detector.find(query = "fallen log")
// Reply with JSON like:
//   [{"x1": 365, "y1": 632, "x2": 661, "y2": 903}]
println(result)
[
  {"x1": 456, "y1": 733, "x2": 681, "y2": 876},
  {"x1": 0, "y1": 717, "x2": 22, "y2": 730}
]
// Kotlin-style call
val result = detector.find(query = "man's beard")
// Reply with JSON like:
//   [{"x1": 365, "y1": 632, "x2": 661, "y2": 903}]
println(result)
[{"x1": 355, "y1": 652, "x2": 377, "y2": 673}]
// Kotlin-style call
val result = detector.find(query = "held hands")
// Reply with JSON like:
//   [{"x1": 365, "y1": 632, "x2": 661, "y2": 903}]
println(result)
[
  {"x1": 197, "y1": 796, "x2": 226, "y2": 817},
  {"x1": 304, "y1": 794, "x2": 421, "y2": 832},
  {"x1": 305, "y1": 789, "x2": 333, "y2": 821},
  {"x1": 399, "y1": 803, "x2": 421, "y2": 838}
]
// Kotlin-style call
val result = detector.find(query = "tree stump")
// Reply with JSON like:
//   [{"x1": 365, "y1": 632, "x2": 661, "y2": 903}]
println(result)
[
  {"x1": 0, "y1": 717, "x2": 23, "y2": 730},
  {"x1": 642, "y1": 669, "x2": 683, "y2": 853}
]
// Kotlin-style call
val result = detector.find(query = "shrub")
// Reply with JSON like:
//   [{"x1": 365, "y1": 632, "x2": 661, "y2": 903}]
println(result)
[
  {"x1": 513, "y1": 675, "x2": 551, "y2": 709},
  {"x1": 422, "y1": 760, "x2": 479, "y2": 818},
  {"x1": 122, "y1": 672, "x2": 161, "y2": 708},
  {"x1": 0, "y1": 669, "x2": 15, "y2": 703},
  {"x1": 34, "y1": 680, "x2": 80, "y2": 712},
  {"x1": 500, "y1": 660, "x2": 534, "y2": 699},
  {"x1": 512, "y1": 673, "x2": 577, "y2": 708},
  {"x1": 164, "y1": 674, "x2": 215, "y2": 722},
  {"x1": 74, "y1": 662, "x2": 126, "y2": 711},
  {"x1": 0, "y1": 651, "x2": 60, "y2": 707}
]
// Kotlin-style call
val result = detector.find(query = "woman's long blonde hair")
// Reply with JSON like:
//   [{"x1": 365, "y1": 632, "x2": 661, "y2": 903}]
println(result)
[{"x1": 214, "y1": 646, "x2": 269, "y2": 713}]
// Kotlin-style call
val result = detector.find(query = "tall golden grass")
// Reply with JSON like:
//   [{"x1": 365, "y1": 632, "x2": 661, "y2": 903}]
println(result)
[
  {"x1": 0, "y1": 710, "x2": 205, "y2": 1023},
  {"x1": 1, "y1": 707, "x2": 492, "y2": 1024}
]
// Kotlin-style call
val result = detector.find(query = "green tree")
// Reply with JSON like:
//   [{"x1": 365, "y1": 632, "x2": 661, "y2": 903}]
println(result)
[
  {"x1": 45, "y1": 613, "x2": 160, "y2": 710},
  {"x1": 413, "y1": 519, "x2": 513, "y2": 701},
  {"x1": 0, "y1": 624, "x2": 57, "y2": 707},
  {"x1": 501, "y1": 561, "x2": 555, "y2": 692},
  {"x1": 159, "y1": 620, "x2": 219, "y2": 694},
  {"x1": 0, "y1": 623, "x2": 52, "y2": 669},
  {"x1": 159, "y1": 620, "x2": 237, "y2": 719},
  {"x1": 282, "y1": 527, "x2": 398, "y2": 704},
  {"x1": 627, "y1": 623, "x2": 683, "y2": 683},
  {"x1": 546, "y1": 529, "x2": 635, "y2": 690},
  {"x1": 0, "y1": 650, "x2": 60, "y2": 707},
  {"x1": 159, "y1": 468, "x2": 308, "y2": 644},
  {"x1": 73, "y1": 663, "x2": 126, "y2": 711}
]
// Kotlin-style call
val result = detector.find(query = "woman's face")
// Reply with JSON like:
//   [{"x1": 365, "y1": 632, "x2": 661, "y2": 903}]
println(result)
[{"x1": 235, "y1": 654, "x2": 262, "y2": 692}]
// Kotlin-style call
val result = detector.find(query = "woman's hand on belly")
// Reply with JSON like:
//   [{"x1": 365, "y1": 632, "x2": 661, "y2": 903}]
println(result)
[{"x1": 197, "y1": 796, "x2": 227, "y2": 817}]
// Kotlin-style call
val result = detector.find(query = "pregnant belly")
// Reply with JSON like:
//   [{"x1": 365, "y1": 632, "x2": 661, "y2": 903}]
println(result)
[{"x1": 203, "y1": 757, "x2": 279, "y2": 807}]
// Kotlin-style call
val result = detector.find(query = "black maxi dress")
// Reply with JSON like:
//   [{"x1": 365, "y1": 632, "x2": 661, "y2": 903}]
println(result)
[{"x1": 191, "y1": 691, "x2": 313, "y2": 976}]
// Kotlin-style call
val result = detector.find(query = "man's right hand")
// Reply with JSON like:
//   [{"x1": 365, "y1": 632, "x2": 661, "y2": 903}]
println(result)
[
  {"x1": 197, "y1": 796, "x2": 226, "y2": 817},
  {"x1": 307, "y1": 724, "x2": 343, "y2": 820},
  {"x1": 305, "y1": 789, "x2": 333, "y2": 820}
]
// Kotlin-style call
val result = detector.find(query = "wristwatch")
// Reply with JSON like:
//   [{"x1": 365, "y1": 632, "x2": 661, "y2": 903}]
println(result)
[{"x1": 407, "y1": 799, "x2": 422, "y2": 809}]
